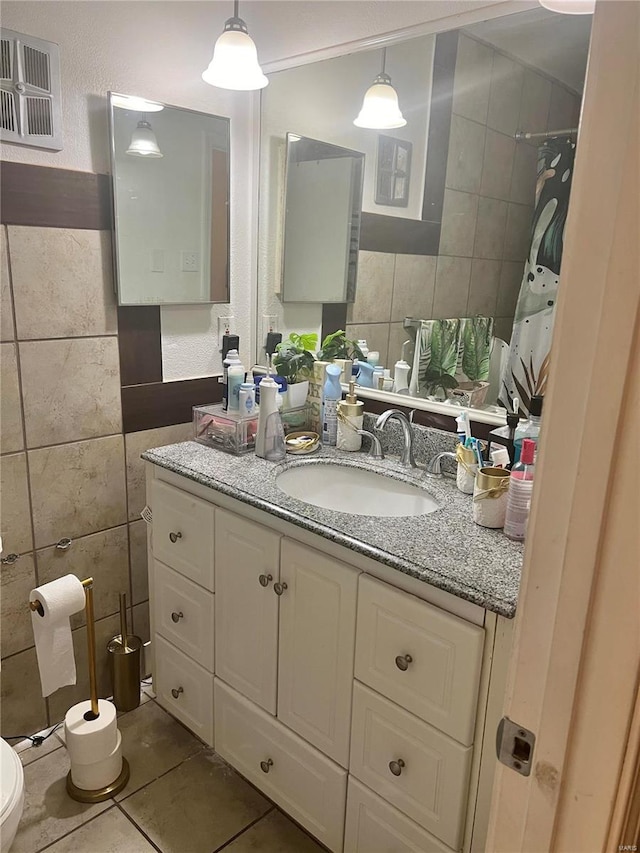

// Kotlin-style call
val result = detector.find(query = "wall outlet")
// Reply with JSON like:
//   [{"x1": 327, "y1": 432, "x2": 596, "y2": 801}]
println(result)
[
  {"x1": 218, "y1": 316, "x2": 235, "y2": 339},
  {"x1": 180, "y1": 251, "x2": 199, "y2": 272},
  {"x1": 261, "y1": 315, "x2": 278, "y2": 348}
]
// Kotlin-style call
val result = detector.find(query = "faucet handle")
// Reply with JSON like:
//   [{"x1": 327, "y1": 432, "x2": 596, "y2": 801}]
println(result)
[
  {"x1": 356, "y1": 430, "x2": 384, "y2": 460},
  {"x1": 408, "y1": 409, "x2": 417, "y2": 424}
]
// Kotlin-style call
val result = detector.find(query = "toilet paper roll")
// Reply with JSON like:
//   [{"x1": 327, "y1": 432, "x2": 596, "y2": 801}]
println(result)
[
  {"x1": 30, "y1": 575, "x2": 86, "y2": 697},
  {"x1": 65, "y1": 699, "x2": 117, "y2": 764},
  {"x1": 70, "y1": 731, "x2": 122, "y2": 791}
]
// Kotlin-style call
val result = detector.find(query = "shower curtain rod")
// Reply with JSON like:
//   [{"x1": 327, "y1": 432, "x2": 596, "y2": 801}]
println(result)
[{"x1": 515, "y1": 127, "x2": 578, "y2": 141}]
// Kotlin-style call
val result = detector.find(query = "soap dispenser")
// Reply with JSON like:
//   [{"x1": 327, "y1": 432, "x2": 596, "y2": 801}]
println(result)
[{"x1": 337, "y1": 380, "x2": 364, "y2": 451}]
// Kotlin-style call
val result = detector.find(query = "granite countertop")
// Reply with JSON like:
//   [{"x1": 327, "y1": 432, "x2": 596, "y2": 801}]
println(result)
[{"x1": 143, "y1": 431, "x2": 523, "y2": 618}]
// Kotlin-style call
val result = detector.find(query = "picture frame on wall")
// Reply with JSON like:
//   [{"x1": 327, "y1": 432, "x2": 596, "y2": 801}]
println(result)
[{"x1": 375, "y1": 135, "x2": 412, "y2": 207}]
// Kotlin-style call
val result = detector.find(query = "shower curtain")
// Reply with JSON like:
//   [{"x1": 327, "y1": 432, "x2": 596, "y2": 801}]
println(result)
[{"x1": 499, "y1": 137, "x2": 576, "y2": 416}]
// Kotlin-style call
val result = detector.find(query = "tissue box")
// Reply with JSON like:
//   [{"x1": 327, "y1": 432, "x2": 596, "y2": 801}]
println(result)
[{"x1": 193, "y1": 404, "x2": 258, "y2": 455}]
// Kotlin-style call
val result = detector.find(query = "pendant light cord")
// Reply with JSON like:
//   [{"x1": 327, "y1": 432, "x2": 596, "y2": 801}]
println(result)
[
  {"x1": 381, "y1": 47, "x2": 387, "y2": 75},
  {"x1": 234, "y1": 0, "x2": 239, "y2": 18}
]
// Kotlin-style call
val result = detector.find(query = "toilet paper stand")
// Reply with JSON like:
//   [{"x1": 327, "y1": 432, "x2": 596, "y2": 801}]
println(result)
[{"x1": 29, "y1": 576, "x2": 130, "y2": 802}]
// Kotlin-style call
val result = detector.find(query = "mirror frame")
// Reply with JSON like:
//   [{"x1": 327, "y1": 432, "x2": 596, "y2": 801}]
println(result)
[
  {"x1": 108, "y1": 92, "x2": 231, "y2": 307},
  {"x1": 256, "y1": 1, "x2": 548, "y2": 426}
]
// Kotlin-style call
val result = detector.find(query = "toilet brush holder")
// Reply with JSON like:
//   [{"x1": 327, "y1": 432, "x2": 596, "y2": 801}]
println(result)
[{"x1": 107, "y1": 592, "x2": 142, "y2": 712}]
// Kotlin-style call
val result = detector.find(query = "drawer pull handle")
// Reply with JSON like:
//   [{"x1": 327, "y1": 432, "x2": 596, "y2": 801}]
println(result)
[
  {"x1": 389, "y1": 759, "x2": 405, "y2": 777},
  {"x1": 273, "y1": 582, "x2": 288, "y2": 596},
  {"x1": 395, "y1": 654, "x2": 413, "y2": 671},
  {"x1": 169, "y1": 531, "x2": 182, "y2": 543},
  {"x1": 259, "y1": 573, "x2": 273, "y2": 588},
  {"x1": 171, "y1": 687, "x2": 184, "y2": 699},
  {"x1": 171, "y1": 611, "x2": 184, "y2": 623},
  {"x1": 260, "y1": 759, "x2": 273, "y2": 773}
]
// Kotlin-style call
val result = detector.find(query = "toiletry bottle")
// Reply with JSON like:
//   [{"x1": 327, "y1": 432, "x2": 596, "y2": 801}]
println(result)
[
  {"x1": 239, "y1": 382, "x2": 256, "y2": 417},
  {"x1": 393, "y1": 359, "x2": 411, "y2": 394},
  {"x1": 373, "y1": 365, "x2": 385, "y2": 390},
  {"x1": 337, "y1": 380, "x2": 364, "y2": 451},
  {"x1": 322, "y1": 364, "x2": 342, "y2": 446},
  {"x1": 504, "y1": 438, "x2": 536, "y2": 540},
  {"x1": 513, "y1": 395, "x2": 543, "y2": 463},
  {"x1": 227, "y1": 359, "x2": 245, "y2": 411},
  {"x1": 256, "y1": 360, "x2": 280, "y2": 459},
  {"x1": 357, "y1": 340, "x2": 369, "y2": 360},
  {"x1": 222, "y1": 349, "x2": 241, "y2": 411}
]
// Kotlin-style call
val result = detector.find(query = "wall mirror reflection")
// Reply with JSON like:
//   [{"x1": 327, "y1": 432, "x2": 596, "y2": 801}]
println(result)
[
  {"x1": 282, "y1": 134, "x2": 364, "y2": 303},
  {"x1": 109, "y1": 92, "x2": 230, "y2": 306},
  {"x1": 257, "y1": 8, "x2": 591, "y2": 418}
]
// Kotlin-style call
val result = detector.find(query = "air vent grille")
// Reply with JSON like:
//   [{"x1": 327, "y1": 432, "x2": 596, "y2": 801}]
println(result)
[
  {"x1": 23, "y1": 44, "x2": 50, "y2": 91},
  {"x1": 25, "y1": 96, "x2": 52, "y2": 135},
  {"x1": 1, "y1": 89, "x2": 17, "y2": 132},
  {"x1": 0, "y1": 38, "x2": 12, "y2": 80}
]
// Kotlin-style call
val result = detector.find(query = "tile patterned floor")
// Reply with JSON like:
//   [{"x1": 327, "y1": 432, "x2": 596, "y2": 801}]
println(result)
[{"x1": 12, "y1": 687, "x2": 325, "y2": 853}]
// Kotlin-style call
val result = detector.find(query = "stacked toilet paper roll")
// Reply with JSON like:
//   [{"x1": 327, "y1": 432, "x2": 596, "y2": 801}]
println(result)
[{"x1": 65, "y1": 699, "x2": 123, "y2": 791}]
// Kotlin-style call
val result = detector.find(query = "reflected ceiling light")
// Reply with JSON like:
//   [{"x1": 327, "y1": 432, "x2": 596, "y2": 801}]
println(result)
[
  {"x1": 126, "y1": 119, "x2": 163, "y2": 158},
  {"x1": 201, "y1": 0, "x2": 268, "y2": 91},
  {"x1": 111, "y1": 94, "x2": 164, "y2": 112},
  {"x1": 354, "y1": 48, "x2": 406, "y2": 130},
  {"x1": 539, "y1": 0, "x2": 595, "y2": 13}
]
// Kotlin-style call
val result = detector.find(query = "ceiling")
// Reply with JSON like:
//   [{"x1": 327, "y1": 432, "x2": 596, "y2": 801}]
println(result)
[{"x1": 465, "y1": 7, "x2": 592, "y2": 93}]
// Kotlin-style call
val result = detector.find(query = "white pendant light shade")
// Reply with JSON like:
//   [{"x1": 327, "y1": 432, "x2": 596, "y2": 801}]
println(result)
[
  {"x1": 539, "y1": 0, "x2": 595, "y2": 13},
  {"x1": 201, "y1": 7, "x2": 267, "y2": 91},
  {"x1": 354, "y1": 72, "x2": 406, "y2": 129},
  {"x1": 126, "y1": 120, "x2": 163, "y2": 158}
]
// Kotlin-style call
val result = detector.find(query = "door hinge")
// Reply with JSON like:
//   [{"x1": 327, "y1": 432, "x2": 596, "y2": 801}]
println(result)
[{"x1": 496, "y1": 717, "x2": 536, "y2": 777}]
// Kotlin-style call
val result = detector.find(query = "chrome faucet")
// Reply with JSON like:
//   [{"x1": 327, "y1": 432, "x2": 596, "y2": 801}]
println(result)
[
  {"x1": 375, "y1": 409, "x2": 417, "y2": 468},
  {"x1": 425, "y1": 451, "x2": 457, "y2": 476}
]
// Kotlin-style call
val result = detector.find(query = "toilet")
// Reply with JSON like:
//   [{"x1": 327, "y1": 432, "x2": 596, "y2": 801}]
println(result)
[{"x1": 0, "y1": 738, "x2": 24, "y2": 852}]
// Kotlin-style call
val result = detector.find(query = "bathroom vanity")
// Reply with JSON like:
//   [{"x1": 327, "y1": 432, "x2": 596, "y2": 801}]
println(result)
[{"x1": 143, "y1": 441, "x2": 522, "y2": 853}]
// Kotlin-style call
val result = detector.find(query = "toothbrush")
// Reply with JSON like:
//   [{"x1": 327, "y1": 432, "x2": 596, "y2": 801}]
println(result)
[{"x1": 474, "y1": 438, "x2": 484, "y2": 469}]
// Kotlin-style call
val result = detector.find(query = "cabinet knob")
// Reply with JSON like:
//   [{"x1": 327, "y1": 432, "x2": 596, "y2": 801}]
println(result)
[
  {"x1": 171, "y1": 611, "x2": 184, "y2": 623},
  {"x1": 171, "y1": 686, "x2": 184, "y2": 699},
  {"x1": 169, "y1": 531, "x2": 182, "y2": 543},
  {"x1": 273, "y1": 582, "x2": 288, "y2": 596},
  {"x1": 395, "y1": 654, "x2": 413, "y2": 671},
  {"x1": 260, "y1": 758, "x2": 274, "y2": 774},
  {"x1": 389, "y1": 758, "x2": 405, "y2": 777},
  {"x1": 259, "y1": 573, "x2": 273, "y2": 588}
]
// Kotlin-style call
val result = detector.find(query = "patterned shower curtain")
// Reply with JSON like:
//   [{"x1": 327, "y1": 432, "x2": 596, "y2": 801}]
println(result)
[{"x1": 499, "y1": 137, "x2": 576, "y2": 416}]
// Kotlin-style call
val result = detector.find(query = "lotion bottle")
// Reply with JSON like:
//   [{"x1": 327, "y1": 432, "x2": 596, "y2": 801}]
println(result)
[
  {"x1": 322, "y1": 364, "x2": 342, "y2": 446},
  {"x1": 337, "y1": 380, "x2": 364, "y2": 451},
  {"x1": 256, "y1": 358, "x2": 280, "y2": 459}
]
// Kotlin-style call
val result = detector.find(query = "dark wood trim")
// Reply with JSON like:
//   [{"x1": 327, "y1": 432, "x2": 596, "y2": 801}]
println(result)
[
  {"x1": 361, "y1": 396, "x2": 494, "y2": 441},
  {"x1": 121, "y1": 376, "x2": 223, "y2": 433},
  {"x1": 321, "y1": 303, "x2": 348, "y2": 342},
  {"x1": 360, "y1": 213, "x2": 440, "y2": 255},
  {"x1": 117, "y1": 306, "x2": 163, "y2": 387},
  {"x1": 1, "y1": 162, "x2": 112, "y2": 230}
]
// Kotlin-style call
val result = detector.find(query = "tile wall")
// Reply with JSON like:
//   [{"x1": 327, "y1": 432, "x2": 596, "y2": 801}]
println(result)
[
  {"x1": 347, "y1": 32, "x2": 582, "y2": 366},
  {"x1": 0, "y1": 224, "x2": 191, "y2": 736}
]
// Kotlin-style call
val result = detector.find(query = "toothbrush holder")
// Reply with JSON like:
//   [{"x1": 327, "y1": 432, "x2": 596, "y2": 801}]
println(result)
[{"x1": 455, "y1": 444, "x2": 478, "y2": 494}]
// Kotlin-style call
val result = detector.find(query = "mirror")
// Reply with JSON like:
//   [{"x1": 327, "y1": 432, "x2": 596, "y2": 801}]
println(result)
[
  {"x1": 109, "y1": 93, "x2": 230, "y2": 305},
  {"x1": 257, "y1": 8, "x2": 591, "y2": 418},
  {"x1": 282, "y1": 134, "x2": 364, "y2": 303}
]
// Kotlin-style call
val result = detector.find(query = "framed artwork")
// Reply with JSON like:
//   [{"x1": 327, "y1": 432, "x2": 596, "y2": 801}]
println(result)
[{"x1": 375, "y1": 135, "x2": 412, "y2": 207}]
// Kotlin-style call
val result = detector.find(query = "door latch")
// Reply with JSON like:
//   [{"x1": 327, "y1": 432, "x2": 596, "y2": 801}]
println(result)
[{"x1": 496, "y1": 717, "x2": 535, "y2": 777}]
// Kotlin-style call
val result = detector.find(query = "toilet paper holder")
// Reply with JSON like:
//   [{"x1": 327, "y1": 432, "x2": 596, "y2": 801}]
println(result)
[{"x1": 30, "y1": 577, "x2": 100, "y2": 719}]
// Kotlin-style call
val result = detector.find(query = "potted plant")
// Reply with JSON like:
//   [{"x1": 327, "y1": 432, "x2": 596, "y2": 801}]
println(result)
[
  {"x1": 316, "y1": 330, "x2": 365, "y2": 363},
  {"x1": 273, "y1": 332, "x2": 318, "y2": 408}
]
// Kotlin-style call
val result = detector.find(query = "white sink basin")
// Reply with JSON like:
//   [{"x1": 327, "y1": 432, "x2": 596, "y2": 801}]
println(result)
[{"x1": 276, "y1": 463, "x2": 439, "y2": 517}]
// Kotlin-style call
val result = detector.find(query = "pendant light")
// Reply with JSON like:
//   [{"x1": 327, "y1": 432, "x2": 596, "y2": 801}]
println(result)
[
  {"x1": 126, "y1": 117, "x2": 163, "y2": 158},
  {"x1": 539, "y1": 0, "x2": 595, "y2": 12},
  {"x1": 201, "y1": 0, "x2": 268, "y2": 91},
  {"x1": 354, "y1": 48, "x2": 406, "y2": 129}
]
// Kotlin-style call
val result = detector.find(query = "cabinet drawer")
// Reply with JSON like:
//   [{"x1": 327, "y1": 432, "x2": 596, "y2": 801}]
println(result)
[
  {"x1": 154, "y1": 635, "x2": 214, "y2": 746},
  {"x1": 154, "y1": 560, "x2": 214, "y2": 671},
  {"x1": 151, "y1": 480, "x2": 215, "y2": 590},
  {"x1": 349, "y1": 682, "x2": 471, "y2": 850},
  {"x1": 215, "y1": 679, "x2": 346, "y2": 853},
  {"x1": 345, "y1": 777, "x2": 454, "y2": 853},
  {"x1": 355, "y1": 575, "x2": 484, "y2": 745}
]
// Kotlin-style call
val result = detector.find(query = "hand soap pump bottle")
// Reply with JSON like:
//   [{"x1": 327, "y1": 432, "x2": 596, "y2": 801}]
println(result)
[
  {"x1": 322, "y1": 364, "x2": 342, "y2": 446},
  {"x1": 256, "y1": 357, "x2": 281, "y2": 459},
  {"x1": 337, "y1": 380, "x2": 364, "y2": 451}
]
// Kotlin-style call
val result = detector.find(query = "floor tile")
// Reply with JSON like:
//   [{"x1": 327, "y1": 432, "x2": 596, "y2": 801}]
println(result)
[
  {"x1": 43, "y1": 806, "x2": 156, "y2": 853},
  {"x1": 11, "y1": 746, "x2": 110, "y2": 853},
  {"x1": 120, "y1": 750, "x2": 271, "y2": 853},
  {"x1": 115, "y1": 700, "x2": 204, "y2": 801},
  {"x1": 223, "y1": 809, "x2": 325, "y2": 853},
  {"x1": 14, "y1": 726, "x2": 63, "y2": 766}
]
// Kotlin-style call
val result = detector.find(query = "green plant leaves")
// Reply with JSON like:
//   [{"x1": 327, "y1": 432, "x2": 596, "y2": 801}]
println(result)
[{"x1": 461, "y1": 318, "x2": 492, "y2": 382}]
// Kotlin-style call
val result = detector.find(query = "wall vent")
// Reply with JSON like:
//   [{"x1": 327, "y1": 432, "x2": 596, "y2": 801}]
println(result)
[{"x1": 0, "y1": 28, "x2": 63, "y2": 150}]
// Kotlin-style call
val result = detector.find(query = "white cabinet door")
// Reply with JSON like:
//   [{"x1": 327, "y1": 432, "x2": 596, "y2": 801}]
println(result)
[
  {"x1": 152, "y1": 480, "x2": 215, "y2": 591},
  {"x1": 278, "y1": 539, "x2": 359, "y2": 768},
  {"x1": 349, "y1": 682, "x2": 472, "y2": 850},
  {"x1": 214, "y1": 509, "x2": 281, "y2": 713},
  {"x1": 355, "y1": 575, "x2": 484, "y2": 746},
  {"x1": 215, "y1": 679, "x2": 347, "y2": 853},
  {"x1": 154, "y1": 560, "x2": 214, "y2": 671},
  {"x1": 345, "y1": 777, "x2": 453, "y2": 853}
]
